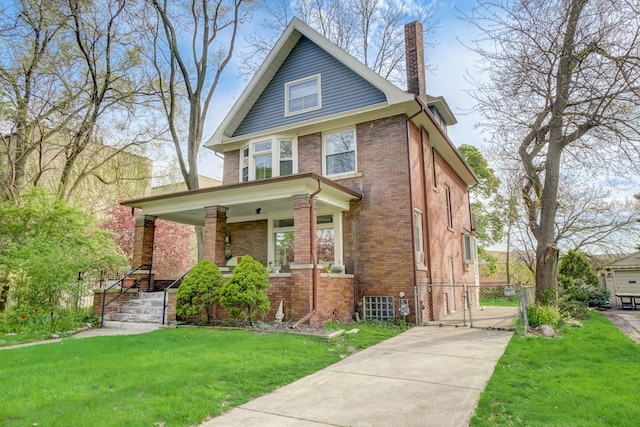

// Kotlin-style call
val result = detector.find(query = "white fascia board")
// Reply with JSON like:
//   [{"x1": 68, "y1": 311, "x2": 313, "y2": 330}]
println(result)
[
  {"x1": 412, "y1": 110, "x2": 477, "y2": 187},
  {"x1": 211, "y1": 101, "x2": 413, "y2": 153},
  {"x1": 426, "y1": 95, "x2": 457, "y2": 125},
  {"x1": 126, "y1": 176, "x2": 358, "y2": 217}
]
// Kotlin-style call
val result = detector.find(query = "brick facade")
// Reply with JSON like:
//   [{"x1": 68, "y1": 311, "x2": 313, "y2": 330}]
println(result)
[
  {"x1": 203, "y1": 206, "x2": 228, "y2": 266},
  {"x1": 131, "y1": 214, "x2": 156, "y2": 268},
  {"x1": 123, "y1": 20, "x2": 476, "y2": 326}
]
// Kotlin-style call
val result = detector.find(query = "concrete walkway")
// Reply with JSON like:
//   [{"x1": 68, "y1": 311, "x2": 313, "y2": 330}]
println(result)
[
  {"x1": 202, "y1": 326, "x2": 513, "y2": 427},
  {"x1": 0, "y1": 323, "x2": 159, "y2": 351}
]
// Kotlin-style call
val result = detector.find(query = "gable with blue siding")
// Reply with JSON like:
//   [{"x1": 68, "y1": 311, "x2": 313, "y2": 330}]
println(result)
[{"x1": 233, "y1": 36, "x2": 387, "y2": 137}]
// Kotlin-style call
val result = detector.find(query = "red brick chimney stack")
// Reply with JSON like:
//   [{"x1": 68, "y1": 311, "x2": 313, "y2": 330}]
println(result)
[{"x1": 404, "y1": 21, "x2": 426, "y2": 100}]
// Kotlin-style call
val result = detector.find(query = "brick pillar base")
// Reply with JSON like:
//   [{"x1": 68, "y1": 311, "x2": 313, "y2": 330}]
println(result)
[{"x1": 289, "y1": 267, "x2": 313, "y2": 321}]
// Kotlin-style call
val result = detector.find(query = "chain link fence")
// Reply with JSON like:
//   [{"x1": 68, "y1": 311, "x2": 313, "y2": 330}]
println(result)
[{"x1": 418, "y1": 283, "x2": 532, "y2": 330}]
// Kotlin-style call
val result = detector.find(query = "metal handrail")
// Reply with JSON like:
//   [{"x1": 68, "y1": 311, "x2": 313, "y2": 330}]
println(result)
[
  {"x1": 100, "y1": 264, "x2": 151, "y2": 326},
  {"x1": 162, "y1": 268, "x2": 192, "y2": 325}
]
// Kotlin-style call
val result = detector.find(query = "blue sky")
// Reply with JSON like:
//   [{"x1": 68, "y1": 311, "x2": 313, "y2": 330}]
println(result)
[{"x1": 198, "y1": 1, "x2": 483, "y2": 179}]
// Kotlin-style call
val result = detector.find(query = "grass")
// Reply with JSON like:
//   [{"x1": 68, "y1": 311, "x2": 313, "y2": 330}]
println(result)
[
  {"x1": 0, "y1": 322, "x2": 403, "y2": 426},
  {"x1": 471, "y1": 311, "x2": 640, "y2": 426},
  {"x1": 0, "y1": 329, "x2": 57, "y2": 347},
  {"x1": 479, "y1": 297, "x2": 520, "y2": 307}
]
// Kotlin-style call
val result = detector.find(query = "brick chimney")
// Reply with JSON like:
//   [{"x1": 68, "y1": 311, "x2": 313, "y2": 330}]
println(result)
[{"x1": 404, "y1": 21, "x2": 426, "y2": 99}]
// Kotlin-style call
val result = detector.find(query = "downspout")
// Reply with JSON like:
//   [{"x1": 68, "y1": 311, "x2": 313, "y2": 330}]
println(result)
[
  {"x1": 292, "y1": 179, "x2": 322, "y2": 328},
  {"x1": 406, "y1": 110, "x2": 421, "y2": 325},
  {"x1": 418, "y1": 125, "x2": 434, "y2": 322}
]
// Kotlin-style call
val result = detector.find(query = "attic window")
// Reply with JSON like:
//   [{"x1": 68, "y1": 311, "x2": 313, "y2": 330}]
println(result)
[
  {"x1": 428, "y1": 105, "x2": 447, "y2": 133},
  {"x1": 285, "y1": 74, "x2": 321, "y2": 116}
]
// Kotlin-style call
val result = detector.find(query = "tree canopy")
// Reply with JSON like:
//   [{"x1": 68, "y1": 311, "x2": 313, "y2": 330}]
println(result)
[
  {"x1": 99, "y1": 205, "x2": 195, "y2": 277},
  {"x1": 240, "y1": 0, "x2": 435, "y2": 86},
  {"x1": 0, "y1": 187, "x2": 127, "y2": 322},
  {"x1": 465, "y1": 0, "x2": 640, "y2": 300}
]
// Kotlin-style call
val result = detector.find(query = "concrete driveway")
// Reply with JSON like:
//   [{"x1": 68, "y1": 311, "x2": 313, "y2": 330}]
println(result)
[{"x1": 202, "y1": 326, "x2": 513, "y2": 427}]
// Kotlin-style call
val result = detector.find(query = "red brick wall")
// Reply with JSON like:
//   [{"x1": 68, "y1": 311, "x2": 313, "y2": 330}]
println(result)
[
  {"x1": 131, "y1": 215, "x2": 155, "y2": 268},
  {"x1": 314, "y1": 275, "x2": 355, "y2": 324},
  {"x1": 215, "y1": 114, "x2": 474, "y2": 324},
  {"x1": 421, "y1": 131, "x2": 476, "y2": 321},
  {"x1": 226, "y1": 220, "x2": 268, "y2": 265},
  {"x1": 335, "y1": 115, "x2": 416, "y2": 319},
  {"x1": 223, "y1": 150, "x2": 240, "y2": 184},
  {"x1": 298, "y1": 132, "x2": 322, "y2": 174},
  {"x1": 203, "y1": 207, "x2": 228, "y2": 266}
]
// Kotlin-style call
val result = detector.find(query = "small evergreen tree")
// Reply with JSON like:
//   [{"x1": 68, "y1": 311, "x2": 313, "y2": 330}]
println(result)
[
  {"x1": 558, "y1": 249, "x2": 608, "y2": 308},
  {"x1": 176, "y1": 260, "x2": 223, "y2": 323},
  {"x1": 559, "y1": 250, "x2": 599, "y2": 289},
  {"x1": 219, "y1": 255, "x2": 270, "y2": 325}
]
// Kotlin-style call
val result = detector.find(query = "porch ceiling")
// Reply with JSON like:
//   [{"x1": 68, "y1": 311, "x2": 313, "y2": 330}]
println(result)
[{"x1": 121, "y1": 173, "x2": 362, "y2": 227}]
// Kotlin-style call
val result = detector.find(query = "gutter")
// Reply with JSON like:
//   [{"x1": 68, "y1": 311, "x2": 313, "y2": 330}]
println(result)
[{"x1": 292, "y1": 179, "x2": 322, "y2": 328}]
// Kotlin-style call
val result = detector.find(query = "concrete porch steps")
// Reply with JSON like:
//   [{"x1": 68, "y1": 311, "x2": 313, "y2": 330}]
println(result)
[
  {"x1": 106, "y1": 291, "x2": 166, "y2": 325},
  {"x1": 102, "y1": 320, "x2": 162, "y2": 331}
]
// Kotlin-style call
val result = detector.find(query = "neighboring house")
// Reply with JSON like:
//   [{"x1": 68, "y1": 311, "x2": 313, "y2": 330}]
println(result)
[
  {"x1": 601, "y1": 252, "x2": 640, "y2": 308},
  {"x1": 151, "y1": 175, "x2": 221, "y2": 196},
  {"x1": 0, "y1": 129, "x2": 151, "y2": 215},
  {"x1": 120, "y1": 18, "x2": 478, "y2": 325}
]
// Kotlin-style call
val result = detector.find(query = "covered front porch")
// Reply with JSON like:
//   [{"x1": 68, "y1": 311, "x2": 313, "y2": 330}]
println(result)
[{"x1": 122, "y1": 173, "x2": 362, "y2": 325}]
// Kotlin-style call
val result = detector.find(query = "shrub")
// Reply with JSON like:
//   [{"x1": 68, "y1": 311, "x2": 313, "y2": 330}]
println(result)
[
  {"x1": 526, "y1": 303, "x2": 562, "y2": 329},
  {"x1": 176, "y1": 260, "x2": 223, "y2": 323},
  {"x1": 219, "y1": 255, "x2": 270, "y2": 325},
  {"x1": 556, "y1": 293, "x2": 589, "y2": 320},
  {"x1": 585, "y1": 286, "x2": 610, "y2": 308},
  {"x1": 0, "y1": 188, "x2": 127, "y2": 325}
]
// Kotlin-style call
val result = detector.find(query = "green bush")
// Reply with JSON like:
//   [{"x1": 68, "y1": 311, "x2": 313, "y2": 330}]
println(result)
[
  {"x1": 0, "y1": 307, "x2": 99, "y2": 335},
  {"x1": 176, "y1": 260, "x2": 223, "y2": 323},
  {"x1": 0, "y1": 188, "x2": 126, "y2": 321},
  {"x1": 556, "y1": 293, "x2": 589, "y2": 320},
  {"x1": 219, "y1": 255, "x2": 270, "y2": 325},
  {"x1": 586, "y1": 286, "x2": 610, "y2": 308},
  {"x1": 527, "y1": 303, "x2": 562, "y2": 329}
]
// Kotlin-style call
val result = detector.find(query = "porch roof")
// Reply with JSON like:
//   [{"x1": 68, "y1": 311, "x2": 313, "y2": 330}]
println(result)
[{"x1": 121, "y1": 173, "x2": 362, "y2": 227}]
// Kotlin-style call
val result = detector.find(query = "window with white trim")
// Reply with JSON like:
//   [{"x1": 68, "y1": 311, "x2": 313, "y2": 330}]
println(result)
[
  {"x1": 285, "y1": 74, "x2": 321, "y2": 116},
  {"x1": 414, "y1": 210, "x2": 425, "y2": 265},
  {"x1": 323, "y1": 128, "x2": 356, "y2": 176},
  {"x1": 240, "y1": 136, "x2": 297, "y2": 182},
  {"x1": 363, "y1": 296, "x2": 395, "y2": 321},
  {"x1": 463, "y1": 234, "x2": 476, "y2": 264},
  {"x1": 271, "y1": 214, "x2": 336, "y2": 267}
]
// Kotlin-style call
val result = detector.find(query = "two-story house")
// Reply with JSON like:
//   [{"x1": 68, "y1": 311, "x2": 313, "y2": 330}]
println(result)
[{"x1": 119, "y1": 18, "x2": 478, "y2": 326}]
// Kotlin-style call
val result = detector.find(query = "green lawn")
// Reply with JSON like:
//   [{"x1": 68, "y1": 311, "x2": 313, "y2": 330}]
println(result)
[
  {"x1": 479, "y1": 297, "x2": 520, "y2": 307},
  {"x1": 0, "y1": 323, "x2": 403, "y2": 426},
  {"x1": 471, "y1": 311, "x2": 640, "y2": 426}
]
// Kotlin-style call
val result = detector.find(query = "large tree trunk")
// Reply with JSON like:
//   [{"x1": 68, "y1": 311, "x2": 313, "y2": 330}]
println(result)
[{"x1": 533, "y1": 141, "x2": 563, "y2": 300}]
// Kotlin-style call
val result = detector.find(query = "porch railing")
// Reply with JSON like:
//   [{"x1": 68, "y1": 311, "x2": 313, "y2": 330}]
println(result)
[
  {"x1": 100, "y1": 264, "x2": 151, "y2": 326},
  {"x1": 162, "y1": 268, "x2": 192, "y2": 325}
]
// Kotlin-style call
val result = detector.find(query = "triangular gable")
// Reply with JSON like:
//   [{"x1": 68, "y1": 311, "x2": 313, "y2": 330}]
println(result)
[
  {"x1": 233, "y1": 36, "x2": 386, "y2": 137},
  {"x1": 206, "y1": 17, "x2": 413, "y2": 149},
  {"x1": 607, "y1": 252, "x2": 640, "y2": 269}
]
